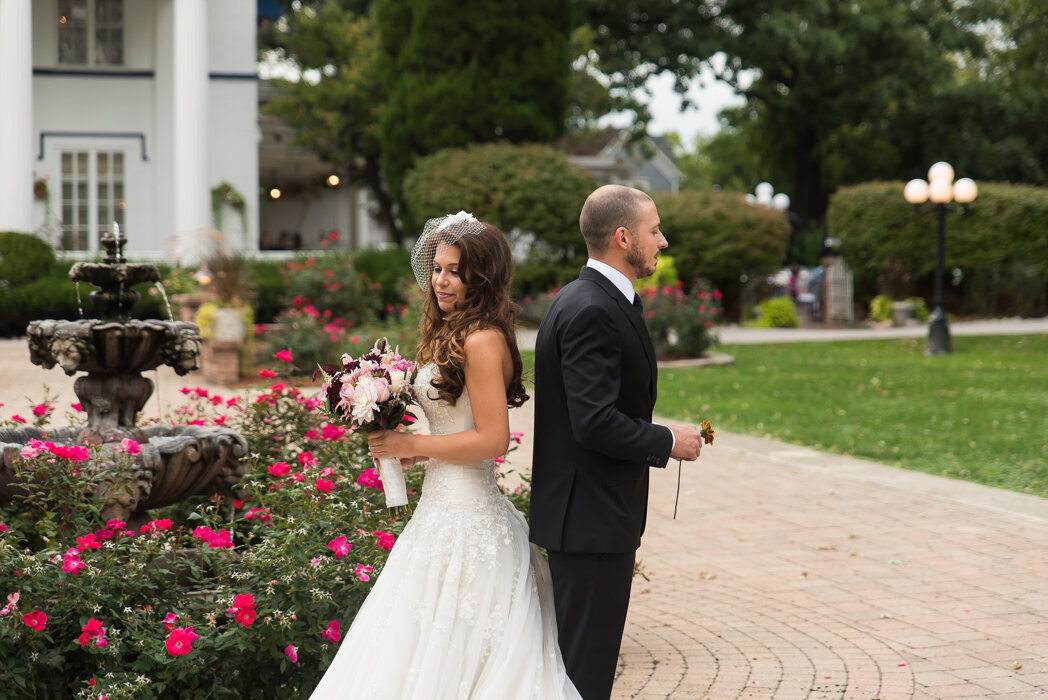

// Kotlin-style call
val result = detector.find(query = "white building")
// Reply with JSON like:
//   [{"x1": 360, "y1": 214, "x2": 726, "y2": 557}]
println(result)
[{"x1": 0, "y1": 0, "x2": 259, "y2": 263}]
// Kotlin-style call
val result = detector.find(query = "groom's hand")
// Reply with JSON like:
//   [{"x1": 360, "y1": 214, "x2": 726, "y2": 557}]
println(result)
[{"x1": 668, "y1": 424, "x2": 702, "y2": 461}]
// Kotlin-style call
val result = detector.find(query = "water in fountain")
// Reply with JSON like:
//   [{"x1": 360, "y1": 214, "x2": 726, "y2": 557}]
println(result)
[
  {"x1": 2, "y1": 228, "x2": 249, "y2": 526},
  {"x1": 154, "y1": 281, "x2": 174, "y2": 321}
]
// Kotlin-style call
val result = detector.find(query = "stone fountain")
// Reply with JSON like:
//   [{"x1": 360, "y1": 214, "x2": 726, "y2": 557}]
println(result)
[{"x1": 0, "y1": 230, "x2": 249, "y2": 525}]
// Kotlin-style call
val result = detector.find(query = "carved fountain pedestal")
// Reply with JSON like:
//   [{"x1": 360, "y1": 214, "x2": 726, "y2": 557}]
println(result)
[{"x1": 0, "y1": 231, "x2": 249, "y2": 525}]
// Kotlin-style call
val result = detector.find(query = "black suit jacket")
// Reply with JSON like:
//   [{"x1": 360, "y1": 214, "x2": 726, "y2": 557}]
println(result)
[{"x1": 529, "y1": 266, "x2": 674, "y2": 553}]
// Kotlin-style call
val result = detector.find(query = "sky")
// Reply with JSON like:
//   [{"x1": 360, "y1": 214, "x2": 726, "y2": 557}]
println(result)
[{"x1": 602, "y1": 57, "x2": 750, "y2": 151}]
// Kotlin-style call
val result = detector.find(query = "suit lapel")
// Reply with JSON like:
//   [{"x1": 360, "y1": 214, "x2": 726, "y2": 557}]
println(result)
[{"x1": 579, "y1": 268, "x2": 657, "y2": 400}]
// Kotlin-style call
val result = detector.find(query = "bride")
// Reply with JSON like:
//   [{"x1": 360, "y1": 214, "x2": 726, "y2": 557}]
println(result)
[{"x1": 309, "y1": 213, "x2": 580, "y2": 699}]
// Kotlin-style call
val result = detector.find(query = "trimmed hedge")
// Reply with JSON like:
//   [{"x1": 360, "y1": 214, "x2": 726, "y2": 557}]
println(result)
[
  {"x1": 828, "y1": 181, "x2": 1048, "y2": 316},
  {"x1": 653, "y1": 191, "x2": 792, "y2": 321},
  {"x1": 0, "y1": 231, "x2": 55, "y2": 287}
]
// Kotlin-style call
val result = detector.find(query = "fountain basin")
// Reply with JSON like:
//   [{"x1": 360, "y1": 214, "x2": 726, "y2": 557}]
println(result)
[
  {"x1": 0, "y1": 424, "x2": 249, "y2": 525},
  {"x1": 27, "y1": 318, "x2": 201, "y2": 376}
]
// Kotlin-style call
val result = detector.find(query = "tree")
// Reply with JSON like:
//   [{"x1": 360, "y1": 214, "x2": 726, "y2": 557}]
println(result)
[
  {"x1": 375, "y1": 0, "x2": 572, "y2": 212},
  {"x1": 577, "y1": 0, "x2": 992, "y2": 224},
  {"x1": 262, "y1": 4, "x2": 403, "y2": 242}
]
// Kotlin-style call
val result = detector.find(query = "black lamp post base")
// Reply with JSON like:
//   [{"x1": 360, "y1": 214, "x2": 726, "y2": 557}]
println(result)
[{"x1": 926, "y1": 308, "x2": 952, "y2": 355}]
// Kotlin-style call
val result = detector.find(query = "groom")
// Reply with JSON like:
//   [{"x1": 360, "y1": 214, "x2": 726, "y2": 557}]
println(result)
[{"x1": 530, "y1": 184, "x2": 702, "y2": 699}]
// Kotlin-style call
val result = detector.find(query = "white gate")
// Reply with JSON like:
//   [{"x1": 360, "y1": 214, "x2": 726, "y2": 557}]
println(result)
[{"x1": 825, "y1": 257, "x2": 854, "y2": 323}]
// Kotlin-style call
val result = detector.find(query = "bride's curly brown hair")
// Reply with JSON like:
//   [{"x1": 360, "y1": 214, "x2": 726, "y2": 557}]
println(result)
[{"x1": 417, "y1": 223, "x2": 528, "y2": 408}]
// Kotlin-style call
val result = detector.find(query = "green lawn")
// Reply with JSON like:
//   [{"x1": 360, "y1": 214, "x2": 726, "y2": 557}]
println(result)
[{"x1": 523, "y1": 334, "x2": 1048, "y2": 498}]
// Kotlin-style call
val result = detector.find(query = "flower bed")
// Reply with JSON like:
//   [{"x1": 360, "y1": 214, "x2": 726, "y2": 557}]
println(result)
[{"x1": 0, "y1": 355, "x2": 530, "y2": 698}]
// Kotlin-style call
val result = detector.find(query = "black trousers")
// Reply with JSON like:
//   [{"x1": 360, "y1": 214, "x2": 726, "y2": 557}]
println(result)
[{"x1": 546, "y1": 549, "x2": 636, "y2": 700}]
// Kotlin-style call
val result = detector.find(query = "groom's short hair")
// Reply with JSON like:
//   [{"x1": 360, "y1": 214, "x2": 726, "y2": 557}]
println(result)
[{"x1": 580, "y1": 185, "x2": 653, "y2": 256}]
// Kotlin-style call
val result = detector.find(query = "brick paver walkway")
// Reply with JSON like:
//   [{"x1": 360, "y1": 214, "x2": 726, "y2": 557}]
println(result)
[
  {"x1": 4, "y1": 319, "x2": 1048, "y2": 699},
  {"x1": 615, "y1": 434, "x2": 1048, "y2": 699}
]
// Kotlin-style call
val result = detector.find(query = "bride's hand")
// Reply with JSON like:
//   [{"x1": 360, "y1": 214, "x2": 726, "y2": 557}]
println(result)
[{"x1": 368, "y1": 430, "x2": 415, "y2": 460}]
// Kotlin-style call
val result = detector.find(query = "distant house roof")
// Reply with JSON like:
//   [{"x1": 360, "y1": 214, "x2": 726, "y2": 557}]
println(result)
[{"x1": 558, "y1": 128, "x2": 684, "y2": 193}]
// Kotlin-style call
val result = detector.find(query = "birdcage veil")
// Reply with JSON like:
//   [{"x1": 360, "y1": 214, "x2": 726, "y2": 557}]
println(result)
[{"x1": 409, "y1": 211, "x2": 486, "y2": 291}]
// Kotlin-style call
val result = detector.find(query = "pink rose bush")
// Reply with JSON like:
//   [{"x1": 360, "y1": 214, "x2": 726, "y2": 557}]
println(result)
[{"x1": 0, "y1": 356, "x2": 529, "y2": 697}]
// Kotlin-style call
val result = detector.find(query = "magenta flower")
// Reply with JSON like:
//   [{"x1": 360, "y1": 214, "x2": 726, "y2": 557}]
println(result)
[
  {"x1": 163, "y1": 612, "x2": 178, "y2": 632},
  {"x1": 275, "y1": 349, "x2": 293, "y2": 363},
  {"x1": 205, "y1": 529, "x2": 234, "y2": 549},
  {"x1": 268, "y1": 461, "x2": 290, "y2": 477},
  {"x1": 372, "y1": 530, "x2": 395, "y2": 551},
  {"x1": 285, "y1": 645, "x2": 299, "y2": 663},
  {"x1": 298, "y1": 450, "x2": 317, "y2": 469},
  {"x1": 315, "y1": 478, "x2": 333, "y2": 494},
  {"x1": 322, "y1": 620, "x2": 341, "y2": 643},
  {"x1": 1, "y1": 592, "x2": 19, "y2": 616},
  {"x1": 354, "y1": 563, "x2": 373, "y2": 582},
  {"x1": 328, "y1": 535, "x2": 352, "y2": 559},
  {"x1": 23, "y1": 610, "x2": 47, "y2": 631},
  {"x1": 165, "y1": 626, "x2": 198, "y2": 656},
  {"x1": 258, "y1": 369, "x2": 277, "y2": 378},
  {"x1": 31, "y1": 403, "x2": 53, "y2": 417},
  {"x1": 11, "y1": 415, "x2": 26, "y2": 423},
  {"x1": 76, "y1": 534, "x2": 101, "y2": 551},
  {"x1": 120, "y1": 438, "x2": 141, "y2": 455},
  {"x1": 322, "y1": 424, "x2": 345, "y2": 440},
  {"x1": 140, "y1": 519, "x2": 173, "y2": 533},
  {"x1": 356, "y1": 468, "x2": 383, "y2": 490},
  {"x1": 78, "y1": 618, "x2": 107, "y2": 648},
  {"x1": 226, "y1": 593, "x2": 257, "y2": 627},
  {"x1": 62, "y1": 551, "x2": 85, "y2": 575}
]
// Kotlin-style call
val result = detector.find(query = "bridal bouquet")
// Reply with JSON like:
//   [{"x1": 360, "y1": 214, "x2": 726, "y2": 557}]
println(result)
[{"x1": 315, "y1": 338, "x2": 418, "y2": 516}]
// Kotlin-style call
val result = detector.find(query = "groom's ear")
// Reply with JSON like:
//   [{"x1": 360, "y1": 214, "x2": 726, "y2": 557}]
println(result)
[{"x1": 614, "y1": 227, "x2": 631, "y2": 250}]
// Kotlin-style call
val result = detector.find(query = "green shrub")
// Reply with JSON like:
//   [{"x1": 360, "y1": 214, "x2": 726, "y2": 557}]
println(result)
[
  {"x1": 352, "y1": 247, "x2": 413, "y2": 308},
  {"x1": 634, "y1": 255, "x2": 680, "y2": 294},
  {"x1": 828, "y1": 181, "x2": 1048, "y2": 317},
  {"x1": 639, "y1": 280, "x2": 723, "y2": 357},
  {"x1": 869, "y1": 294, "x2": 893, "y2": 322},
  {"x1": 653, "y1": 191, "x2": 792, "y2": 322},
  {"x1": 246, "y1": 259, "x2": 287, "y2": 324},
  {"x1": 0, "y1": 231, "x2": 55, "y2": 287},
  {"x1": 751, "y1": 296, "x2": 800, "y2": 328}
]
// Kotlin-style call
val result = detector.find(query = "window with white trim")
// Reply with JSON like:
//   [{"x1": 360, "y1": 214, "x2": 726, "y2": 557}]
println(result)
[
  {"x1": 58, "y1": 0, "x2": 124, "y2": 66},
  {"x1": 60, "y1": 150, "x2": 126, "y2": 252}
]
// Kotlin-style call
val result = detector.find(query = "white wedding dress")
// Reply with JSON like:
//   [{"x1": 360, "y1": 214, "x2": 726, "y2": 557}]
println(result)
[{"x1": 310, "y1": 364, "x2": 580, "y2": 700}]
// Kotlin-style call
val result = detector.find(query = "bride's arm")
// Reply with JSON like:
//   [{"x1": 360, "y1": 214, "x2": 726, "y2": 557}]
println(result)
[{"x1": 367, "y1": 329, "x2": 511, "y2": 463}]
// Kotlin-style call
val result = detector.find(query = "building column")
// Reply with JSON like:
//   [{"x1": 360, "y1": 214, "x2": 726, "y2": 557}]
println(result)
[
  {"x1": 171, "y1": 0, "x2": 209, "y2": 265},
  {"x1": 0, "y1": 0, "x2": 35, "y2": 233}
]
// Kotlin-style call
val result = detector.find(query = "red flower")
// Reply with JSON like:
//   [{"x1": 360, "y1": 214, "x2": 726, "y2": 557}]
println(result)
[
  {"x1": 163, "y1": 612, "x2": 178, "y2": 632},
  {"x1": 322, "y1": 424, "x2": 345, "y2": 441},
  {"x1": 11, "y1": 415, "x2": 26, "y2": 423},
  {"x1": 32, "y1": 403, "x2": 53, "y2": 416},
  {"x1": 165, "y1": 626, "x2": 198, "y2": 656},
  {"x1": 258, "y1": 369, "x2": 277, "y2": 378},
  {"x1": 298, "y1": 451, "x2": 317, "y2": 468},
  {"x1": 235, "y1": 608, "x2": 256, "y2": 626},
  {"x1": 120, "y1": 438, "x2": 141, "y2": 455},
  {"x1": 268, "y1": 461, "x2": 290, "y2": 477},
  {"x1": 76, "y1": 534, "x2": 101, "y2": 551},
  {"x1": 322, "y1": 620, "x2": 342, "y2": 643},
  {"x1": 71, "y1": 402, "x2": 83, "y2": 411},
  {"x1": 372, "y1": 530, "x2": 395, "y2": 551},
  {"x1": 275, "y1": 350, "x2": 293, "y2": 363},
  {"x1": 23, "y1": 610, "x2": 47, "y2": 631},
  {"x1": 315, "y1": 478, "x2": 333, "y2": 493},
  {"x1": 78, "y1": 618, "x2": 107, "y2": 648}
]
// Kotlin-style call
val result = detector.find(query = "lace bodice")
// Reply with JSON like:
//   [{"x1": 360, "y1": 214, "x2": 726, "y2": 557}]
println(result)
[{"x1": 412, "y1": 363, "x2": 502, "y2": 507}]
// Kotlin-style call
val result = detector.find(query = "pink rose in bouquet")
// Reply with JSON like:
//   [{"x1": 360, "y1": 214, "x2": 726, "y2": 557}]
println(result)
[{"x1": 315, "y1": 338, "x2": 418, "y2": 515}]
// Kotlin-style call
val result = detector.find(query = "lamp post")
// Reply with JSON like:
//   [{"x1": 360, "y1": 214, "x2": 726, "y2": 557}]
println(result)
[
  {"x1": 904, "y1": 162, "x2": 978, "y2": 355},
  {"x1": 745, "y1": 181, "x2": 791, "y2": 211}
]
